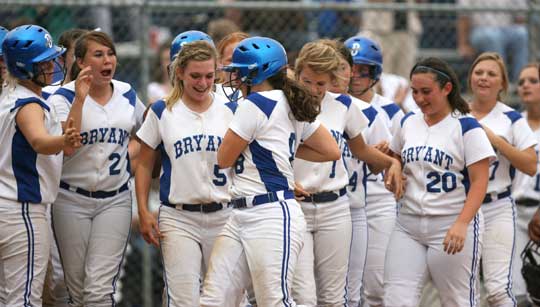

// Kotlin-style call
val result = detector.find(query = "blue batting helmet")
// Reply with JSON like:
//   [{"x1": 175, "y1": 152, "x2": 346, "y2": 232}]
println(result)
[
  {"x1": 0, "y1": 26, "x2": 8, "y2": 57},
  {"x1": 170, "y1": 30, "x2": 214, "y2": 61},
  {"x1": 2, "y1": 25, "x2": 65, "y2": 80},
  {"x1": 344, "y1": 36, "x2": 383, "y2": 81},
  {"x1": 222, "y1": 36, "x2": 287, "y2": 86}
]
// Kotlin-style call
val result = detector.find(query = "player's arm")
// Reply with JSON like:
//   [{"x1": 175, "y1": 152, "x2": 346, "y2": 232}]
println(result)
[
  {"x1": 295, "y1": 125, "x2": 341, "y2": 162},
  {"x1": 16, "y1": 104, "x2": 81, "y2": 155},
  {"x1": 444, "y1": 157, "x2": 490, "y2": 255},
  {"x1": 348, "y1": 134, "x2": 403, "y2": 198},
  {"x1": 217, "y1": 129, "x2": 249, "y2": 169},
  {"x1": 65, "y1": 66, "x2": 93, "y2": 132},
  {"x1": 483, "y1": 125, "x2": 537, "y2": 176},
  {"x1": 135, "y1": 141, "x2": 161, "y2": 247}
]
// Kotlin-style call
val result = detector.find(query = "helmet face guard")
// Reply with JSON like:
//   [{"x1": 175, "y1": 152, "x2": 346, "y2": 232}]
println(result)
[
  {"x1": 2, "y1": 24, "x2": 66, "y2": 86},
  {"x1": 522, "y1": 240, "x2": 540, "y2": 305}
]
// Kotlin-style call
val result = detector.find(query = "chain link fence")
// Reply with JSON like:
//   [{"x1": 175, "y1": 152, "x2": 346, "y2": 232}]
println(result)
[{"x1": 1, "y1": 1, "x2": 539, "y2": 306}]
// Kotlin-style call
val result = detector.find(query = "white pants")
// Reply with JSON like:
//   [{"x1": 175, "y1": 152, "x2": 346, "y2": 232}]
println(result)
[
  {"x1": 52, "y1": 189, "x2": 131, "y2": 307},
  {"x1": 43, "y1": 204, "x2": 69, "y2": 307},
  {"x1": 363, "y1": 203, "x2": 397, "y2": 307},
  {"x1": 0, "y1": 201, "x2": 49, "y2": 307},
  {"x1": 384, "y1": 213, "x2": 484, "y2": 307},
  {"x1": 158, "y1": 205, "x2": 231, "y2": 306},
  {"x1": 511, "y1": 204, "x2": 538, "y2": 300},
  {"x1": 347, "y1": 206, "x2": 368, "y2": 307},
  {"x1": 482, "y1": 198, "x2": 518, "y2": 307},
  {"x1": 293, "y1": 195, "x2": 352, "y2": 307},
  {"x1": 201, "y1": 199, "x2": 305, "y2": 307}
]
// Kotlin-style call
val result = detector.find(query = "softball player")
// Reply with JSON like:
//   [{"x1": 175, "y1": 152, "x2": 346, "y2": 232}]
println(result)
[
  {"x1": 200, "y1": 36, "x2": 341, "y2": 307},
  {"x1": 170, "y1": 30, "x2": 214, "y2": 62},
  {"x1": 344, "y1": 35, "x2": 405, "y2": 307},
  {"x1": 136, "y1": 40, "x2": 236, "y2": 306},
  {"x1": 468, "y1": 52, "x2": 537, "y2": 307},
  {"x1": 511, "y1": 62, "x2": 540, "y2": 305},
  {"x1": 322, "y1": 38, "x2": 394, "y2": 307},
  {"x1": 0, "y1": 25, "x2": 6, "y2": 307},
  {"x1": 292, "y1": 40, "x2": 402, "y2": 306},
  {"x1": 0, "y1": 24, "x2": 79, "y2": 307},
  {"x1": 385, "y1": 57, "x2": 494, "y2": 307},
  {"x1": 48, "y1": 31, "x2": 145, "y2": 307}
]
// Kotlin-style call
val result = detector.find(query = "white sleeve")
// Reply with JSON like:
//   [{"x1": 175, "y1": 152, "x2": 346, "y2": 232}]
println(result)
[
  {"x1": 136, "y1": 107, "x2": 161, "y2": 150},
  {"x1": 344, "y1": 102, "x2": 369, "y2": 140},
  {"x1": 464, "y1": 127, "x2": 496, "y2": 166},
  {"x1": 47, "y1": 94, "x2": 71, "y2": 122},
  {"x1": 132, "y1": 97, "x2": 146, "y2": 135},
  {"x1": 364, "y1": 114, "x2": 392, "y2": 145},
  {"x1": 513, "y1": 117, "x2": 538, "y2": 150},
  {"x1": 389, "y1": 109, "x2": 405, "y2": 136},
  {"x1": 299, "y1": 119, "x2": 321, "y2": 142},
  {"x1": 389, "y1": 122, "x2": 404, "y2": 156},
  {"x1": 229, "y1": 99, "x2": 265, "y2": 142}
]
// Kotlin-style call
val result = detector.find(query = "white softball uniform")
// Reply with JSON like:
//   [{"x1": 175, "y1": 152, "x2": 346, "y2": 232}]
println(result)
[
  {"x1": 0, "y1": 84, "x2": 63, "y2": 307},
  {"x1": 201, "y1": 90, "x2": 320, "y2": 307},
  {"x1": 341, "y1": 95, "x2": 393, "y2": 307},
  {"x1": 385, "y1": 111, "x2": 495, "y2": 307},
  {"x1": 136, "y1": 95, "x2": 235, "y2": 306},
  {"x1": 292, "y1": 91, "x2": 368, "y2": 306},
  {"x1": 48, "y1": 79, "x2": 145, "y2": 307},
  {"x1": 511, "y1": 112, "x2": 540, "y2": 300},
  {"x1": 476, "y1": 103, "x2": 537, "y2": 307},
  {"x1": 363, "y1": 94, "x2": 404, "y2": 307}
]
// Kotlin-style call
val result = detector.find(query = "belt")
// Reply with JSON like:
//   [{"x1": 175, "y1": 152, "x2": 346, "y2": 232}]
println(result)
[
  {"x1": 60, "y1": 181, "x2": 129, "y2": 199},
  {"x1": 163, "y1": 202, "x2": 225, "y2": 213},
  {"x1": 516, "y1": 198, "x2": 540, "y2": 207},
  {"x1": 229, "y1": 190, "x2": 295, "y2": 209},
  {"x1": 302, "y1": 187, "x2": 347, "y2": 203},
  {"x1": 483, "y1": 187, "x2": 511, "y2": 204}
]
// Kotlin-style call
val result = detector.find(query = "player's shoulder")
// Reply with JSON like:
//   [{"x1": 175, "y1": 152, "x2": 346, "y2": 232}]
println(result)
[
  {"x1": 149, "y1": 99, "x2": 167, "y2": 119},
  {"x1": 51, "y1": 81, "x2": 76, "y2": 103},
  {"x1": 5, "y1": 84, "x2": 49, "y2": 112},
  {"x1": 454, "y1": 113, "x2": 482, "y2": 135},
  {"x1": 400, "y1": 110, "x2": 419, "y2": 127},
  {"x1": 42, "y1": 85, "x2": 60, "y2": 100},
  {"x1": 373, "y1": 94, "x2": 402, "y2": 120},
  {"x1": 112, "y1": 79, "x2": 138, "y2": 106},
  {"x1": 212, "y1": 92, "x2": 237, "y2": 115},
  {"x1": 495, "y1": 102, "x2": 522, "y2": 124},
  {"x1": 325, "y1": 91, "x2": 356, "y2": 110},
  {"x1": 244, "y1": 90, "x2": 284, "y2": 119}
]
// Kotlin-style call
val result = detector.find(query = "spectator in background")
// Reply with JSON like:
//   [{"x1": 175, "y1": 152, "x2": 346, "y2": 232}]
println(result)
[
  {"x1": 362, "y1": 0, "x2": 423, "y2": 78},
  {"x1": 457, "y1": 0, "x2": 528, "y2": 83},
  {"x1": 207, "y1": 18, "x2": 241, "y2": 45},
  {"x1": 147, "y1": 40, "x2": 172, "y2": 103},
  {"x1": 316, "y1": 0, "x2": 360, "y2": 39}
]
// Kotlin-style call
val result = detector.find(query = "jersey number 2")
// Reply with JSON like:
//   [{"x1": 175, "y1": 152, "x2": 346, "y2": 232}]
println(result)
[{"x1": 109, "y1": 153, "x2": 121, "y2": 175}]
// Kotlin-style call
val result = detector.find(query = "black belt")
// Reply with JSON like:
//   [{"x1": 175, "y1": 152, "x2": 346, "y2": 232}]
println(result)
[
  {"x1": 163, "y1": 202, "x2": 225, "y2": 213},
  {"x1": 229, "y1": 190, "x2": 295, "y2": 209},
  {"x1": 302, "y1": 187, "x2": 347, "y2": 203},
  {"x1": 60, "y1": 181, "x2": 129, "y2": 199},
  {"x1": 483, "y1": 187, "x2": 511, "y2": 204},
  {"x1": 516, "y1": 198, "x2": 540, "y2": 207}
]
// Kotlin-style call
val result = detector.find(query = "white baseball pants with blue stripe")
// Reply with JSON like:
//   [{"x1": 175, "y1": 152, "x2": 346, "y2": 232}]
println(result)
[
  {"x1": 0, "y1": 200, "x2": 50, "y2": 307},
  {"x1": 384, "y1": 212, "x2": 484, "y2": 307},
  {"x1": 201, "y1": 199, "x2": 305, "y2": 307},
  {"x1": 482, "y1": 198, "x2": 518, "y2": 307}
]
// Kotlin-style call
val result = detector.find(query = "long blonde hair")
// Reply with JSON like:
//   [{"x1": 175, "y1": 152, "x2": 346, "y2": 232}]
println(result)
[
  {"x1": 294, "y1": 40, "x2": 341, "y2": 82},
  {"x1": 165, "y1": 41, "x2": 218, "y2": 110}
]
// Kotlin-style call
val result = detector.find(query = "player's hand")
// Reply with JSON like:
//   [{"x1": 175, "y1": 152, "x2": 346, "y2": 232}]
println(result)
[
  {"x1": 384, "y1": 159, "x2": 403, "y2": 199},
  {"x1": 443, "y1": 220, "x2": 467, "y2": 255},
  {"x1": 393, "y1": 84, "x2": 408, "y2": 108},
  {"x1": 75, "y1": 66, "x2": 93, "y2": 100},
  {"x1": 529, "y1": 208, "x2": 540, "y2": 243},
  {"x1": 294, "y1": 182, "x2": 310, "y2": 201},
  {"x1": 374, "y1": 141, "x2": 390, "y2": 155},
  {"x1": 139, "y1": 210, "x2": 161, "y2": 247},
  {"x1": 63, "y1": 117, "x2": 82, "y2": 148}
]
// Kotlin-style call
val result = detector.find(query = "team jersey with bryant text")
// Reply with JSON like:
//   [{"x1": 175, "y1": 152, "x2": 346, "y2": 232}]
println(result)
[
  {"x1": 229, "y1": 90, "x2": 321, "y2": 198},
  {"x1": 342, "y1": 95, "x2": 392, "y2": 208},
  {"x1": 370, "y1": 93, "x2": 404, "y2": 136},
  {"x1": 293, "y1": 91, "x2": 369, "y2": 193},
  {"x1": 48, "y1": 79, "x2": 145, "y2": 191},
  {"x1": 478, "y1": 102, "x2": 537, "y2": 194},
  {"x1": 512, "y1": 111, "x2": 540, "y2": 200},
  {"x1": 390, "y1": 112, "x2": 495, "y2": 216},
  {"x1": 0, "y1": 85, "x2": 63, "y2": 204},
  {"x1": 136, "y1": 95, "x2": 236, "y2": 205}
]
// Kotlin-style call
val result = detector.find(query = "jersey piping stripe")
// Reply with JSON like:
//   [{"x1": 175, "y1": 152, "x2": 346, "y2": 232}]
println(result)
[
  {"x1": 249, "y1": 140, "x2": 289, "y2": 192},
  {"x1": 22, "y1": 202, "x2": 35, "y2": 306},
  {"x1": 12, "y1": 125, "x2": 41, "y2": 203},
  {"x1": 159, "y1": 143, "x2": 172, "y2": 204},
  {"x1": 362, "y1": 106, "x2": 378, "y2": 128},
  {"x1": 151, "y1": 100, "x2": 166, "y2": 120},
  {"x1": 459, "y1": 117, "x2": 482, "y2": 136},
  {"x1": 381, "y1": 103, "x2": 401, "y2": 120},
  {"x1": 400, "y1": 111, "x2": 415, "y2": 127},
  {"x1": 279, "y1": 201, "x2": 291, "y2": 307},
  {"x1": 123, "y1": 88, "x2": 137, "y2": 107},
  {"x1": 503, "y1": 110, "x2": 522, "y2": 124},
  {"x1": 53, "y1": 87, "x2": 75, "y2": 104},
  {"x1": 50, "y1": 208, "x2": 75, "y2": 305},
  {"x1": 336, "y1": 94, "x2": 352, "y2": 109},
  {"x1": 157, "y1": 206, "x2": 171, "y2": 307},
  {"x1": 247, "y1": 93, "x2": 277, "y2": 119},
  {"x1": 10, "y1": 97, "x2": 50, "y2": 113}
]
